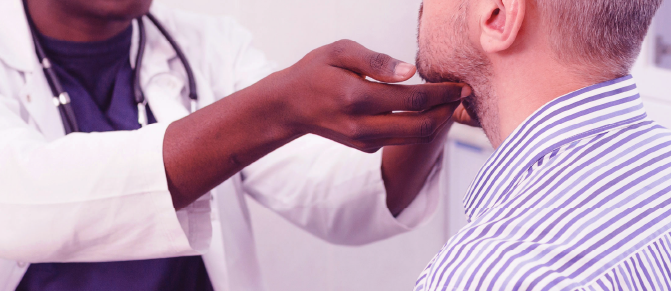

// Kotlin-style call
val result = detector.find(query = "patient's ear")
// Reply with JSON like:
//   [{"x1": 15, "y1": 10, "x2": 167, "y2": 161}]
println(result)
[{"x1": 479, "y1": 0, "x2": 525, "y2": 53}]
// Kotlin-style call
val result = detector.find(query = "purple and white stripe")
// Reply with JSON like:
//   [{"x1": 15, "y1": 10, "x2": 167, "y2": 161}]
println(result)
[{"x1": 415, "y1": 76, "x2": 671, "y2": 291}]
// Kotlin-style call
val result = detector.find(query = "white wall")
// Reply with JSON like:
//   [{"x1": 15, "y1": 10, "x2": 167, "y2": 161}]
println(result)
[
  {"x1": 157, "y1": 0, "x2": 424, "y2": 84},
  {"x1": 631, "y1": 1, "x2": 671, "y2": 128},
  {"x1": 653, "y1": 0, "x2": 671, "y2": 70}
]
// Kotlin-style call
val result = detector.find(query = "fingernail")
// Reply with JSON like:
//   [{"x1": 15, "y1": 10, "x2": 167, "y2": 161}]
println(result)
[
  {"x1": 461, "y1": 85, "x2": 472, "y2": 98},
  {"x1": 394, "y1": 63, "x2": 415, "y2": 78}
]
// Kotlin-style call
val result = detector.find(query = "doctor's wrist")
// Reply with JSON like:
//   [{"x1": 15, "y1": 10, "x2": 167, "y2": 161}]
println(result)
[{"x1": 241, "y1": 69, "x2": 310, "y2": 138}]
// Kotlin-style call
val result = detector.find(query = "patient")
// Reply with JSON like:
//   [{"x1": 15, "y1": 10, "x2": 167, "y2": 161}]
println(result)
[{"x1": 414, "y1": 0, "x2": 669, "y2": 290}]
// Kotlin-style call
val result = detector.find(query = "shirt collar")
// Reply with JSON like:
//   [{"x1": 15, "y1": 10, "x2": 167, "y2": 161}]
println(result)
[{"x1": 462, "y1": 75, "x2": 648, "y2": 221}]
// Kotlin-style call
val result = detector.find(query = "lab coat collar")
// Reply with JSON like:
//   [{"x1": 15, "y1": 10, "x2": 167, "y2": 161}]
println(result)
[
  {"x1": 0, "y1": 0, "x2": 65, "y2": 139},
  {"x1": 135, "y1": 5, "x2": 179, "y2": 87},
  {"x1": 135, "y1": 5, "x2": 192, "y2": 123},
  {"x1": 0, "y1": 0, "x2": 38, "y2": 73}
]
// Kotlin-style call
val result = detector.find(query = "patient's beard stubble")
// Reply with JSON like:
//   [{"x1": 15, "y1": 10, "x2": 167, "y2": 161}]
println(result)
[{"x1": 415, "y1": 4, "x2": 501, "y2": 146}]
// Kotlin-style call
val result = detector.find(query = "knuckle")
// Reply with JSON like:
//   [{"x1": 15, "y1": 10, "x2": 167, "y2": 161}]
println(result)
[
  {"x1": 406, "y1": 91, "x2": 429, "y2": 111},
  {"x1": 329, "y1": 39, "x2": 354, "y2": 59},
  {"x1": 419, "y1": 118, "x2": 435, "y2": 137},
  {"x1": 341, "y1": 91, "x2": 360, "y2": 113},
  {"x1": 447, "y1": 85, "x2": 463, "y2": 102},
  {"x1": 346, "y1": 122, "x2": 367, "y2": 140},
  {"x1": 347, "y1": 94, "x2": 373, "y2": 114},
  {"x1": 341, "y1": 88, "x2": 373, "y2": 114},
  {"x1": 368, "y1": 53, "x2": 393, "y2": 73}
]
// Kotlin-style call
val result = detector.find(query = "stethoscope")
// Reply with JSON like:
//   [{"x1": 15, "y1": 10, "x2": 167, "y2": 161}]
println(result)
[{"x1": 23, "y1": 1, "x2": 198, "y2": 134}]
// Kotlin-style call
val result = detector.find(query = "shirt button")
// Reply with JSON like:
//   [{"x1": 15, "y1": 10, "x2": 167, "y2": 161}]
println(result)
[
  {"x1": 26, "y1": 95, "x2": 31, "y2": 103},
  {"x1": 17, "y1": 262, "x2": 27, "y2": 268}
]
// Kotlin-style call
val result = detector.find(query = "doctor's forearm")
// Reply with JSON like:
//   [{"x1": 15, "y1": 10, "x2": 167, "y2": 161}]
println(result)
[
  {"x1": 164, "y1": 74, "x2": 299, "y2": 209},
  {"x1": 382, "y1": 122, "x2": 451, "y2": 217},
  {"x1": 163, "y1": 41, "x2": 465, "y2": 209}
]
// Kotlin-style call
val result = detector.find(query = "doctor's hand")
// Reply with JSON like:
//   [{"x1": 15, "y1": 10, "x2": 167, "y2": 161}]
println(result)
[
  {"x1": 452, "y1": 100, "x2": 480, "y2": 127},
  {"x1": 270, "y1": 40, "x2": 470, "y2": 153},
  {"x1": 164, "y1": 40, "x2": 469, "y2": 209}
]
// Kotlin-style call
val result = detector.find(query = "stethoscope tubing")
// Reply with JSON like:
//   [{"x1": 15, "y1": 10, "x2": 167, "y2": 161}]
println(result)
[
  {"x1": 23, "y1": 1, "x2": 79, "y2": 133},
  {"x1": 23, "y1": 0, "x2": 198, "y2": 134}
]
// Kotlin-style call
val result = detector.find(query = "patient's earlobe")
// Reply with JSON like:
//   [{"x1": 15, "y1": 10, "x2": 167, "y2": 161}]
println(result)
[{"x1": 480, "y1": 0, "x2": 525, "y2": 53}]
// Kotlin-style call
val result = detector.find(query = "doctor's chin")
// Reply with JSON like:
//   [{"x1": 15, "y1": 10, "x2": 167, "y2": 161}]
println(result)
[{"x1": 2, "y1": 0, "x2": 671, "y2": 291}]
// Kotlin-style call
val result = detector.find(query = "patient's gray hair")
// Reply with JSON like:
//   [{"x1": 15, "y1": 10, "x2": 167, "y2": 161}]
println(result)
[{"x1": 539, "y1": 0, "x2": 663, "y2": 79}]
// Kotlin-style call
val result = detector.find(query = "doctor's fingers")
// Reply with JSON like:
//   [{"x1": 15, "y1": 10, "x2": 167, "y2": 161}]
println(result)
[
  {"x1": 348, "y1": 120, "x2": 455, "y2": 153},
  {"x1": 453, "y1": 103, "x2": 481, "y2": 127},
  {"x1": 341, "y1": 103, "x2": 459, "y2": 149},
  {"x1": 348, "y1": 82, "x2": 467, "y2": 115},
  {"x1": 324, "y1": 40, "x2": 416, "y2": 83}
]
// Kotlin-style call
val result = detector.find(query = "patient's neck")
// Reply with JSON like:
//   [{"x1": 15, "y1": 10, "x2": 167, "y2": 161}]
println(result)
[
  {"x1": 486, "y1": 57, "x2": 596, "y2": 148},
  {"x1": 25, "y1": 0, "x2": 132, "y2": 42}
]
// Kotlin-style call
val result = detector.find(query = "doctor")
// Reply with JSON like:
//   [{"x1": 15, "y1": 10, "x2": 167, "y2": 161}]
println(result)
[{"x1": 0, "y1": 0, "x2": 470, "y2": 290}]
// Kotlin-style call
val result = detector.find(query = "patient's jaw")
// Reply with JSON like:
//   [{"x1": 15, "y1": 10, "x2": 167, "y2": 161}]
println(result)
[
  {"x1": 416, "y1": 0, "x2": 500, "y2": 143},
  {"x1": 416, "y1": 0, "x2": 626, "y2": 148}
]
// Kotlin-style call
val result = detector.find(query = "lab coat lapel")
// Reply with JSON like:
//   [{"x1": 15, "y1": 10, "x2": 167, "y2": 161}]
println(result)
[
  {"x1": 137, "y1": 12, "x2": 191, "y2": 123},
  {"x1": 136, "y1": 8, "x2": 218, "y2": 123},
  {"x1": 22, "y1": 69, "x2": 66, "y2": 140},
  {"x1": 0, "y1": 0, "x2": 65, "y2": 140},
  {"x1": 0, "y1": 0, "x2": 35, "y2": 73},
  {"x1": 139, "y1": 9, "x2": 263, "y2": 290}
]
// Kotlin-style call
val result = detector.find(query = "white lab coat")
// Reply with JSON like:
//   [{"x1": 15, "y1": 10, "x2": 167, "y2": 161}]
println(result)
[{"x1": 0, "y1": 1, "x2": 442, "y2": 290}]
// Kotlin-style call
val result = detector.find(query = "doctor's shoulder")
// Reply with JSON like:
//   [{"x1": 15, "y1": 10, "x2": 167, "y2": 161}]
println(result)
[
  {"x1": 149, "y1": 3, "x2": 257, "y2": 59},
  {"x1": 149, "y1": 3, "x2": 272, "y2": 94}
]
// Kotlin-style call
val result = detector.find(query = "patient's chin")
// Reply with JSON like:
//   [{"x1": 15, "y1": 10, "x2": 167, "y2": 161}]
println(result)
[
  {"x1": 420, "y1": 71, "x2": 463, "y2": 84},
  {"x1": 416, "y1": 54, "x2": 465, "y2": 84},
  {"x1": 415, "y1": 59, "x2": 482, "y2": 125},
  {"x1": 416, "y1": 62, "x2": 463, "y2": 84},
  {"x1": 416, "y1": 53, "x2": 445, "y2": 83}
]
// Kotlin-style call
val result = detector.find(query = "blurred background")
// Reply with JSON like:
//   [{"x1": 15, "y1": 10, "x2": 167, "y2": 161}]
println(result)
[{"x1": 155, "y1": 0, "x2": 671, "y2": 290}]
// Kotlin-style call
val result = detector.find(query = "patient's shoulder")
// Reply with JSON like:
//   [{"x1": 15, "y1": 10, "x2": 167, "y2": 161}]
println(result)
[{"x1": 421, "y1": 206, "x2": 671, "y2": 291}]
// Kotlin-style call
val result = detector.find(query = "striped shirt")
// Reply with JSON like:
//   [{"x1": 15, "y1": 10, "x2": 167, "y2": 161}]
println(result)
[{"x1": 415, "y1": 75, "x2": 671, "y2": 291}]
